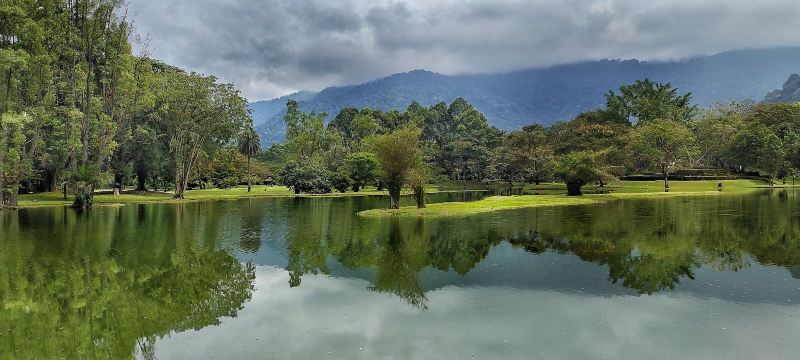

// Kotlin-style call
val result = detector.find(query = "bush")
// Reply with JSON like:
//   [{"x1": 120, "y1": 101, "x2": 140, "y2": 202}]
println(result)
[
  {"x1": 346, "y1": 152, "x2": 377, "y2": 192},
  {"x1": 279, "y1": 162, "x2": 332, "y2": 194},
  {"x1": 330, "y1": 169, "x2": 353, "y2": 193}
]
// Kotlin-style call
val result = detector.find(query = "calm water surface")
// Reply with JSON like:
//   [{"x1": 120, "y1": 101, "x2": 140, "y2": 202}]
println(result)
[{"x1": 2, "y1": 190, "x2": 800, "y2": 359}]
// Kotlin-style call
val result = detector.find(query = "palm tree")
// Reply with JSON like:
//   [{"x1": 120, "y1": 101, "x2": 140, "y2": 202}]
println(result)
[{"x1": 238, "y1": 127, "x2": 261, "y2": 192}]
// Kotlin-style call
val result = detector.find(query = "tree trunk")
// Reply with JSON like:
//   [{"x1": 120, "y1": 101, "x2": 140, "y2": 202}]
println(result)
[
  {"x1": 173, "y1": 166, "x2": 185, "y2": 199},
  {"x1": 135, "y1": 161, "x2": 148, "y2": 191},
  {"x1": 413, "y1": 185, "x2": 426, "y2": 209},
  {"x1": 388, "y1": 183, "x2": 401, "y2": 209},
  {"x1": 9, "y1": 180, "x2": 19, "y2": 207},
  {"x1": 0, "y1": 179, "x2": 4, "y2": 210},
  {"x1": 71, "y1": 185, "x2": 94, "y2": 209},
  {"x1": 247, "y1": 156, "x2": 252, "y2": 192},
  {"x1": 769, "y1": 176, "x2": 774, "y2": 187},
  {"x1": 663, "y1": 166, "x2": 670, "y2": 193},
  {"x1": 566, "y1": 181, "x2": 583, "y2": 196}
]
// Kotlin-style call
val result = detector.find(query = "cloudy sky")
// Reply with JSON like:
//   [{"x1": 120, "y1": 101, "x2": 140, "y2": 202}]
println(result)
[{"x1": 127, "y1": 0, "x2": 800, "y2": 101}]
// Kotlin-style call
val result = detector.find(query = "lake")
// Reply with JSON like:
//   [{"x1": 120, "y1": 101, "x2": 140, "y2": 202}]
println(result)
[{"x1": 2, "y1": 190, "x2": 800, "y2": 359}]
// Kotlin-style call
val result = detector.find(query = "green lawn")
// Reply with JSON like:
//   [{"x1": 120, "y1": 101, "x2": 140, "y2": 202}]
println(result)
[
  {"x1": 11, "y1": 179, "x2": 795, "y2": 210},
  {"x1": 359, "y1": 179, "x2": 793, "y2": 218},
  {"x1": 358, "y1": 195, "x2": 602, "y2": 217},
  {"x1": 12, "y1": 184, "x2": 466, "y2": 208}
]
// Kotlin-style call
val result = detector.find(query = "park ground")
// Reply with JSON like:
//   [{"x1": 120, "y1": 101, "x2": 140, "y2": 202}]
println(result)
[
  {"x1": 358, "y1": 179, "x2": 800, "y2": 217},
  {"x1": 8, "y1": 179, "x2": 798, "y2": 210}
]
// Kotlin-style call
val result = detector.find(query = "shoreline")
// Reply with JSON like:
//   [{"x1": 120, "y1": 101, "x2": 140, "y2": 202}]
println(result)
[
  {"x1": 6, "y1": 180, "x2": 798, "y2": 211},
  {"x1": 358, "y1": 180, "x2": 798, "y2": 218},
  {"x1": 6, "y1": 185, "x2": 487, "y2": 209}
]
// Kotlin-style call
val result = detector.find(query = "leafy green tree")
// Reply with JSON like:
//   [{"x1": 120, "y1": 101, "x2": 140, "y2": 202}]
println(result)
[
  {"x1": 161, "y1": 71, "x2": 250, "y2": 199},
  {"x1": 368, "y1": 126, "x2": 424, "y2": 209},
  {"x1": 279, "y1": 161, "x2": 331, "y2": 194},
  {"x1": 556, "y1": 150, "x2": 608, "y2": 196},
  {"x1": 330, "y1": 168, "x2": 353, "y2": 193},
  {"x1": 345, "y1": 152, "x2": 377, "y2": 192},
  {"x1": 606, "y1": 79, "x2": 697, "y2": 124},
  {"x1": 238, "y1": 127, "x2": 261, "y2": 192},
  {"x1": 628, "y1": 119, "x2": 696, "y2": 192},
  {"x1": 689, "y1": 102, "x2": 747, "y2": 167},
  {"x1": 283, "y1": 99, "x2": 331, "y2": 161},
  {"x1": 551, "y1": 110, "x2": 630, "y2": 166},
  {"x1": 728, "y1": 123, "x2": 788, "y2": 185},
  {"x1": 0, "y1": 111, "x2": 39, "y2": 207},
  {"x1": 498, "y1": 126, "x2": 555, "y2": 184}
]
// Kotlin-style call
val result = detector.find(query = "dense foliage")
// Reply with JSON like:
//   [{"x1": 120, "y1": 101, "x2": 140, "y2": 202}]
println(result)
[
  {"x1": 0, "y1": 0, "x2": 259, "y2": 208},
  {"x1": 3, "y1": 2, "x2": 799, "y2": 207}
]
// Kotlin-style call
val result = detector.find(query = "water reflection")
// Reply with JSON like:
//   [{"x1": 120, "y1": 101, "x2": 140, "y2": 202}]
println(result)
[
  {"x1": 2, "y1": 190, "x2": 800, "y2": 358},
  {"x1": 275, "y1": 190, "x2": 800, "y2": 304},
  {"x1": 0, "y1": 206, "x2": 255, "y2": 359}
]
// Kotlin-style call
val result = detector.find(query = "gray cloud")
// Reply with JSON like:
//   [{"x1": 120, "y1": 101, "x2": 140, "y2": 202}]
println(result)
[{"x1": 127, "y1": 0, "x2": 800, "y2": 100}]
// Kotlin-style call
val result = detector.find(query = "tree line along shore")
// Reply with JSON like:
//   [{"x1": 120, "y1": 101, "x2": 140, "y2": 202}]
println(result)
[{"x1": 3, "y1": 1, "x2": 800, "y2": 212}]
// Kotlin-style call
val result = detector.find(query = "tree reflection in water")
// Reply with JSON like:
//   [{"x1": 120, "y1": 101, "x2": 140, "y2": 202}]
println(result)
[
  {"x1": 283, "y1": 190, "x2": 800, "y2": 304},
  {"x1": 0, "y1": 205, "x2": 255, "y2": 359}
]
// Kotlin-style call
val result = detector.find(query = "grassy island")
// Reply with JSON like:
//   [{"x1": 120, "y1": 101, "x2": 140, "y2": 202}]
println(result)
[
  {"x1": 358, "y1": 195, "x2": 603, "y2": 217},
  {"x1": 358, "y1": 179, "x2": 792, "y2": 218}
]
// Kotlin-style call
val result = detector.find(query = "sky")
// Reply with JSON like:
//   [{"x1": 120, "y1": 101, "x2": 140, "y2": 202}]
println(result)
[{"x1": 126, "y1": 0, "x2": 800, "y2": 101}]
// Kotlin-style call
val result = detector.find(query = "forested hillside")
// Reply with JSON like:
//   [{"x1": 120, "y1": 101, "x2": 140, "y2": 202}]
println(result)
[
  {"x1": 765, "y1": 74, "x2": 800, "y2": 103},
  {"x1": 252, "y1": 47, "x2": 800, "y2": 145}
]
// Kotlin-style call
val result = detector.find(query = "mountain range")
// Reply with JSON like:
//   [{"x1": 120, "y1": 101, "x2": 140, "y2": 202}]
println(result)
[{"x1": 250, "y1": 47, "x2": 800, "y2": 146}]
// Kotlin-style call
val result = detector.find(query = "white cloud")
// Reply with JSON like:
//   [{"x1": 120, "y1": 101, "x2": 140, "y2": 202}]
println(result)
[
  {"x1": 148, "y1": 265, "x2": 800, "y2": 360},
  {"x1": 127, "y1": 0, "x2": 800, "y2": 100}
]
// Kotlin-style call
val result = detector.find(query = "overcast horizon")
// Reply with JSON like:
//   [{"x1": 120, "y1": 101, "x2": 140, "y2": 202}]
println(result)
[{"x1": 127, "y1": 0, "x2": 800, "y2": 101}]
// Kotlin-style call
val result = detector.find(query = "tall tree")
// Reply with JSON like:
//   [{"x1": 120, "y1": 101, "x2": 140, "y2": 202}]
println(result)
[
  {"x1": 161, "y1": 71, "x2": 250, "y2": 199},
  {"x1": 555, "y1": 150, "x2": 609, "y2": 196},
  {"x1": 237, "y1": 126, "x2": 261, "y2": 192},
  {"x1": 628, "y1": 119, "x2": 696, "y2": 192},
  {"x1": 606, "y1": 79, "x2": 697, "y2": 124},
  {"x1": 368, "y1": 126, "x2": 424, "y2": 209}
]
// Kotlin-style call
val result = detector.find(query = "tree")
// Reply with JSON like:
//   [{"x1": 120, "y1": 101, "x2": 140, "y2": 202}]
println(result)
[
  {"x1": 500, "y1": 127, "x2": 555, "y2": 184},
  {"x1": 556, "y1": 150, "x2": 608, "y2": 196},
  {"x1": 606, "y1": 79, "x2": 697, "y2": 124},
  {"x1": 283, "y1": 99, "x2": 330, "y2": 161},
  {"x1": 689, "y1": 102, "x2": 747, "y2": 168},
  {"x1": 346, "y1": 152, "x2": 377, "y2": 192},
  {"x1": 238, "y1": 127, "x2": 261, "y2": 192},
  {"x1": 0, "y1": 111, "x2": 39, "y2": 207},
  {"x1": 330, "y1": 168, "x2": 353, "y2": 193},
  {"x1": 368, "y1": 126, "x2": 424, "y2": 209},
  {"x1": 728, "y1": 123, "x2": 788, "y2": 185},
  {"x1": 279, "y1": 161, "x2": 331, "y2": 194},
  {"x1": 550, "y1": 111, "x2": 630, "y2": 169},
  {"x1": 161, "y1": 71, "x2": 250, "y2": 199},
  {"x1": 628, "y1": 119, "x2": 696, "y2": 192}
]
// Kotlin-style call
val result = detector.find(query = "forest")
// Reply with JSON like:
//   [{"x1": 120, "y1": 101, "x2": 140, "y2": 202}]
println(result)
[{"x1": 3, "y1": 0, "x2": 800, "y2": 210}]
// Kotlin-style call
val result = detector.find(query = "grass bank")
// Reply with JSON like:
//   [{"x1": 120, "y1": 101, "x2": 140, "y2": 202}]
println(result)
[
  {"x1": 359, "y1": 195, "x2": 603, "y2": 217},
  {"x1": 359, "y1": 179, "x2": 790, "y2": 218},
  {"x1": 11, "y1": 184, "x2": 477, "y2": 208}
]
